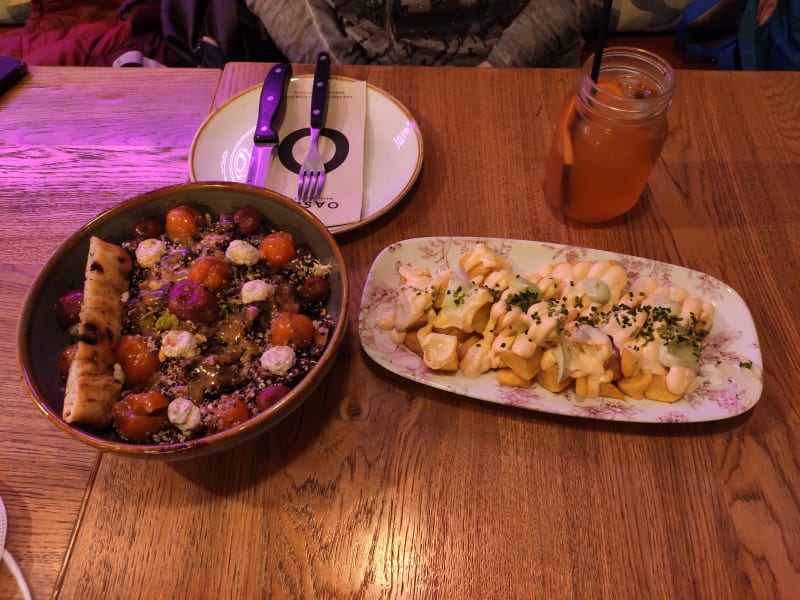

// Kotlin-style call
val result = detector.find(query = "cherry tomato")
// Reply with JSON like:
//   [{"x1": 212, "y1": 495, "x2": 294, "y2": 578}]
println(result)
[
  {"x1": 165, "y1": 205, "x2": 202, "y2": 241},
  {"x1": 115, "y1": 335, "x2": 160, "y2": 386},
  {"x1": 206, "y1": 394, "x2": 250, "y2": 433},
  {"x1": 112, "y1": 391, "x2": 169, "y2": 442},
  {"x1": 188, "y1": 255, "x2": 229, "y2": 291},
  {"x1": 125, "y1": 391, "x2": 170, "y2": 413},
  {"x1": 259, "y1": 232, "x2": 296, "y2": 268},
  {"x1": 233, "y1": 207, "x2": 263, "y2": 235},
  {"x1": 132, "y1": 218, "x2": 164, "y2": 239},
  {"x1": 274, "y1": 283, "x2": 300, "y2": 313},
  {"x1": 168, "y1": 280, "x2": 220, "y2": 323},
  {"x1": 256, "y1": 384, "x2": 290, "y2": 412},
  {"x1": 58, "y1": 343, "x2": 77, "y2": 378},
  {"x1": 269, "y1": 312, "x2": 314, "y2": 348},
  {"x1": 299, "y1": 276, "x2": 331, "y2": 303},
  {"x1": 55, "y1": 290, "x2": 83, "y2": 330}
]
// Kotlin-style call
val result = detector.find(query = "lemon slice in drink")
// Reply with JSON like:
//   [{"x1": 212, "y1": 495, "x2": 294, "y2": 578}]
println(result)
[
  {"x1": 597, "y1": 81, "x2": 624, "y2": 96},
  {"x1": 562, "y1": 82, "x2": 625, "y2": 166},
  {"x1": 562, "y1": 97, "x2": 576, "y2": 166}
]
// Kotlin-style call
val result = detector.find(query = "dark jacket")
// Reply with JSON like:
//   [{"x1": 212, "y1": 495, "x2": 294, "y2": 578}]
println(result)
[{"x1": 161, "y1": 0, "x2": 286, "y2": 67}]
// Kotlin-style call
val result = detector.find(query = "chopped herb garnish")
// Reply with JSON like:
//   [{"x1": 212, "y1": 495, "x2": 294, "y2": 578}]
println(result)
[
  {"x1": 452, "y1": 285, "x2": 467, "y2": 307},
  {"x1": 507, "y1": 288, "x2": 539, "y2": 312}
]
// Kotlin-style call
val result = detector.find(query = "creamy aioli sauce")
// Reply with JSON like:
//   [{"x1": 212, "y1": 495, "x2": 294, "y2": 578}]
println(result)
[{"x1": 385, "y1": 244, "x2": 713, "y2": 400}]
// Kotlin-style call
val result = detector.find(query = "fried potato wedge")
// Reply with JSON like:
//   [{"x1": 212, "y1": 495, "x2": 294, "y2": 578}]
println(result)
[
  {"x1": 645, "y1": 374, "x2": 683, "y2": 403},
  {"x1": 432, "y1": 325, "x2": 473, "y2": 342},
  {"x1": 535, "y1": 364, "x2": 573, "y2": 393},
  {"x1": 458, "y1": 334, "x2": 482, "y2": 361},
  {"x1": 421, "y1": 332, "x2": 460, "y2": 371},
  {"x1": 574, "y1": 376, "x2": 591, "y2": 398},
  {"x1": 617, "y1": 370, "x2": 653, "y2": 400},
  {"x1": 620, "y1": 347, "x2": 642, "y2": 378},
  {"x1": 606, "y1": 353, "x2": 622, "y2": 382},
  {"x1": 599, "y1": 382, "x2": 626, "y2": 401},
  {"x1": 404, "y1": 330, "x2": 423, "y2": 357},
  {"x1": 496, "y1": 368, "x2": 531, "y2": 388},
  {"x1": 472, "y1": 303, "x2": 491, "y2": 334},
  {"x1": 498, "y1": 347, "x2": 542, "y2": 381}
]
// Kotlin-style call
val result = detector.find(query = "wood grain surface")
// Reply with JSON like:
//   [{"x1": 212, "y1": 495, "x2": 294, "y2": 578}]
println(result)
[
  {"x1": 0, "y1": 65, "x2": 221, "y2": 600},
  {"x1": 2, "y1": 63, "x2": 799, "y2": 599}
]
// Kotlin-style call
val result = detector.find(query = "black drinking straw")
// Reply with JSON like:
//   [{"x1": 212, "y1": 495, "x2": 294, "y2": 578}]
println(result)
[{"x1": 591, "y1": 0, "x2": 614, "y2": 83}]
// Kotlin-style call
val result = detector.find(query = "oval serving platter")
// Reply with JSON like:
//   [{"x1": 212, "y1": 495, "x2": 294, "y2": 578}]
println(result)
[{"x1": 358, "y1": 237, "x2": 763, "y2": 424}]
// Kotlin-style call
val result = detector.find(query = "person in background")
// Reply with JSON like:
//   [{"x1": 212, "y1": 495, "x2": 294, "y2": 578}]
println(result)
[{"x1": 246, "y1": 0, "x2": 604, "y2": 67}]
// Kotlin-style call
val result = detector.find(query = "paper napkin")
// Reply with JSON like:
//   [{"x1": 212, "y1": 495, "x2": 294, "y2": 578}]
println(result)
[{"x1": 264, "y1": 77, "x2": 367, "y2": 228}]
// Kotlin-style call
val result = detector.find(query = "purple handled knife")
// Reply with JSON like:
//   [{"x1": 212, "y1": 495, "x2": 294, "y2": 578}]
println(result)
[{"x1": 246, "y1": 62, "x2": 292, "y2": 188}]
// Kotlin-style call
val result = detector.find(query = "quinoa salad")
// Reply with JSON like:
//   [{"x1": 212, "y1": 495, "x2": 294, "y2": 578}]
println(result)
[{"x1": 55, "y1": 204, "x2": 336, "y2": 444}]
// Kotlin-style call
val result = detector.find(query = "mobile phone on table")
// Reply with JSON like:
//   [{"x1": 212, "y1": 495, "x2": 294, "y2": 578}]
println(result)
[{"x1": 0, "y1": 54, "x2": 27, "y2": 97}]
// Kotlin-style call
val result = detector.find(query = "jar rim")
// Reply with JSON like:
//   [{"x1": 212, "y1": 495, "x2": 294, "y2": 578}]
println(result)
[{"x1": 577, "y1": 46, "x2": 676, "y2": 118}]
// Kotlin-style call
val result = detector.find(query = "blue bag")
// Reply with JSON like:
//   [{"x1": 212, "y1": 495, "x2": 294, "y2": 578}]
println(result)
[{"x1": 676, "y1": 0, "x2": 800, "y2": 69}]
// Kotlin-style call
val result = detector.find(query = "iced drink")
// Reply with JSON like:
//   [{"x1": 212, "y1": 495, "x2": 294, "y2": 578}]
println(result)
[{"x1": 544, "y1": 48, "x2": 676, "y2": 223}]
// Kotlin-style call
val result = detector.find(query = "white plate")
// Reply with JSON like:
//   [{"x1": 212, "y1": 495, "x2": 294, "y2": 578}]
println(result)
[
  {"x1": 358, "y1": 237, "x2": 764, "y2": 423},
  {"x1": 189, "y1": 75, "x2": 423, "y2": 234}
]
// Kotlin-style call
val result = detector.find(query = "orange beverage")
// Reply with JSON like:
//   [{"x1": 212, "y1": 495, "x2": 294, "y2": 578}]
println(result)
[{"x1": 544, "y1": 47, "x2": 676, "y2": 223}]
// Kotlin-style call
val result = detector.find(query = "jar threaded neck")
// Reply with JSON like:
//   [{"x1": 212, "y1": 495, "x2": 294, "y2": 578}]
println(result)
[{"x1": 576, "y1": 46, "x2": 676, "y2": 121}]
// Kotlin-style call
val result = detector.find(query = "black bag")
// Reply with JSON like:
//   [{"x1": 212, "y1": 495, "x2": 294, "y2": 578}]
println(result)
[{"x1": 160, "y1": 0, "x2": 286, "y2": 67}]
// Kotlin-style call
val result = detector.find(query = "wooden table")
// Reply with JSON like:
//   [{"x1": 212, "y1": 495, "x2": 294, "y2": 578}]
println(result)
[{"x1": 1, "y1": 62, "x2": 798, "y2": 599}]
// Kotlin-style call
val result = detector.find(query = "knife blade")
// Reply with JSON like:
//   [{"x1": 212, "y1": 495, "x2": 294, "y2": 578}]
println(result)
[{"x1": 246, "y1": 62, "x2": 292, "y2": 187}]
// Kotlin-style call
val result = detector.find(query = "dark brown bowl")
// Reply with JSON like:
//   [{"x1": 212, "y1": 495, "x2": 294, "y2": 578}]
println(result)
[{"x1": 17, "y1": 182, "x2": 349, "y2": 460}]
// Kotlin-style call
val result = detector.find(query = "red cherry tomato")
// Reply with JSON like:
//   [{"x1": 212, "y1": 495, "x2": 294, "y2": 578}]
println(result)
[
  {"x1": 167, "y1": 280, "x2": 220, "y2": 323},
  {"x1": 299, "y1": 277, "x2": 331, "y2": 303},
  {"x1": 165, "y1": 205, "x2": 202, "y2": 242},
  {"x1": 256, "y1": 384, "x2": 291, "y2": 411},
  {"x1": 55, "y1": 290, "x2": 84, "y2": 330},
  {"x1": 132, "y1": 218, "x2": 164, "y2": 239},
  {"x1": 188, "y1": 255, "x2": 229, "y2": 291},
  {"x1": 206, "y1": 394, "x2": 250, "y2": 434},
  {"x1": 115, "y1": 335, "x2": 160, "y2": 386},
  {"x1": 58, "y1": 343, "x2": 77, "y2": 378},
  {"x1": 233, "y1": 207, "x2": 264, "y2": 235},
  {"x1": 259, "y1": 232, "x2": 296, "y2": 268},
  {"x1": 112, "y1": 391, "x2": 169, "y2": 442},
  {"x1": 269, "y1": 312, "x2": 314, "y2": 348}
]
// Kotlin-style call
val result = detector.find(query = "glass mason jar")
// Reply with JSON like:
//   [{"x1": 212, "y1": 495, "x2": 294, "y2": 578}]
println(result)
[{"x1": 543, "y1": 47, "x2": 677, "y2": 223}]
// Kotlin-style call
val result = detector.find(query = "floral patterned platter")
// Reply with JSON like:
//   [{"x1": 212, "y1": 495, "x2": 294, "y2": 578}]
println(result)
[{"x1": 358, "y1": 237, "x2": 763, "y2": 423}]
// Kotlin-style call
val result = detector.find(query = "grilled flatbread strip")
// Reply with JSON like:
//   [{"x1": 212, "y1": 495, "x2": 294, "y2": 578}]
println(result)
[{"x1": 63, "y1": 236, "x2": 132, "y2": 425}]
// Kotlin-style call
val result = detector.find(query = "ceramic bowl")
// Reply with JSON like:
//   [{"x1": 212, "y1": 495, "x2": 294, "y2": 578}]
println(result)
[{"x1": 17, "y1": 182, "x2": 349, "y2": 460}]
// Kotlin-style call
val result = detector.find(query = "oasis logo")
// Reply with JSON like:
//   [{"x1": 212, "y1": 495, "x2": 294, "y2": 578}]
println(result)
[
  {"x1": 278, "y1": 128, "x2": 349, "y2": 174},
  {"x1": 296, "y1": 198, "x2": 340, "y2": 209}
]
